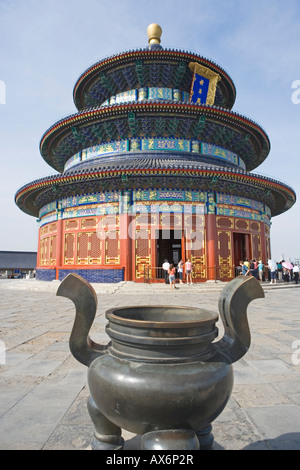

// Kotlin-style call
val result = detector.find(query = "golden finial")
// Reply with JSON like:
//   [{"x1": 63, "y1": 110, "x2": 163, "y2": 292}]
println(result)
[{"x1": 147, "y1": 23, "x2": 162, "y2": 45}]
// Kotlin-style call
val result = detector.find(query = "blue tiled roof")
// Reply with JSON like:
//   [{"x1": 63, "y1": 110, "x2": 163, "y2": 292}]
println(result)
[{"x1": 0, "y1": 251, "x2": 37, "y2": 269}]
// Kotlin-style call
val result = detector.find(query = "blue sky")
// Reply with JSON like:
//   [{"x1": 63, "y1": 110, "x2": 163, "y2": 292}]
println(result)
[{"x1": 0, "y1": 0, "x2": 299, "y2": 262}]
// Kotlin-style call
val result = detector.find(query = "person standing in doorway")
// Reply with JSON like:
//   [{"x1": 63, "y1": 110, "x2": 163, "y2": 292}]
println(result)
[
  {"x1": 244, "y1": 258, "x2": 250, "y2": 270},
  {"x1": 258, "y1": 260, "x2": 265, "y2": 282},
  {"x1": 240, "y1": 260, "x2": 250, "y2": 276},
  {"x1": 162, "y1": 259, "x2": 170, "y2": 284},
  {"x1": 185, "y1": 258, "x2": 193, "y2": 285},
  {"x1": 252, "y1": 259, "x2": 258, "y2": 279},
  {"x1": 168, "y1": 264, "x2": 176, "y2": 290},
  {"x1": 177, "y1": 259, "x2": 184, "y2": 284}
]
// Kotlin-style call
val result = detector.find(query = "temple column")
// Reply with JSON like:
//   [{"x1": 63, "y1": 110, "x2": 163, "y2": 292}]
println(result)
[
  {"x1": 260, "y1": 221, "x2": 267, "y2": 263},
  {"x1": 36, "y1": 226, "x2": 42, "y2": 269},
  {"x1": 119, "y1": 213, "x2": 132, "y2": 281},
  {"x1": 206, "y1": 191, "x2": 219, "y2": 281},
  {"x1": 119, "y1": 190, "x2": 133, "y2": 281},
  {"x1": 55, "y1": 218, "x2": 64, "y2": 280},
  {"x1": 206, "y1": 214, "x2": 218, "y2": 280}
]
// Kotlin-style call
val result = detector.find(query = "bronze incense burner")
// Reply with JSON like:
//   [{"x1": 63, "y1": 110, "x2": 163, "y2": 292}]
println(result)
[{"x1": 57, "y1": 274, "x2": 264, "y2": 450}]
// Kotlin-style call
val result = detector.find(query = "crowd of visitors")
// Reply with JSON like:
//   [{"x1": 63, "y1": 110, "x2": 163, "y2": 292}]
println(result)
[
  {"x1": 162, "y1": 257, "x2": 299, "y2": 289},
  {"x1": 162, "y1": 258, "x2": 193, "y2": 289},
  {"x1": 238, "y1": 258, "x2": 299, "y2": 284}
]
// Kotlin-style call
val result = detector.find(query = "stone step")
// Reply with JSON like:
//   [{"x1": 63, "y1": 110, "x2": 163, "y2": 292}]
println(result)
[{"x1": 1, "y1": 278, "x2": 299, "y2": 295}]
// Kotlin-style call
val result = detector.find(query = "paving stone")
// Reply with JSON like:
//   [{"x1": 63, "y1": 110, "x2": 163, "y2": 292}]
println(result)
[
  {"x1": 0, "y1": 381, "x2": 85, "y2": 447},
  {"x1": 1, "y1": 358, "x2": 63, "y2": 378},
  {"x1": 244, "y1": 405, "x2": 300, "y2": 450},
  {"x1": 43, "y1": 424, "x2": 92, "y2": 450},
  {"x1": 247, "y1": 359, "x2": 294, "y2": 375},
  {"x1": 233, "y1": 362, "x2": 268, "y2": 384},
  {"x1": 0, "y1": 280, "x2": 299, "y2": 450},
  {"x1": 232, "y1": 383, "x2": 291, "y2": 407}
]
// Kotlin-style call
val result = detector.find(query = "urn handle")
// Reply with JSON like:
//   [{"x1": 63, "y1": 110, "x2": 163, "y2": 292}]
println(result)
[
  {"x1": 213, "y1": 276, "x2": 264, "y2": 364},
  {"x1": 57, "y1": 273, "x2": 108, "y2": 366}
]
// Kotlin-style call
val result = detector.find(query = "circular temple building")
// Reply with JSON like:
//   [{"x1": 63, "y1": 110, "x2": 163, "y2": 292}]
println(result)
[{"x1": 15, "y1": 24, "x2": 296, "y2": 283}]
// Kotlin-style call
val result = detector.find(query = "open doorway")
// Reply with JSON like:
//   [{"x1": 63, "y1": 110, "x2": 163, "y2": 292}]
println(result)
[
  {"x1": 157, "y1": 230, "x2": 182, "y2": 268},
  {"x1": 233, "y1": 232, "x2": 251, "y2": 266}
]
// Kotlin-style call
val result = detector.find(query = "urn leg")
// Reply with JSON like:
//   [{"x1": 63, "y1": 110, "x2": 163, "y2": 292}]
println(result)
[
  {"x1": 196, "y1": 424, "x2": 214, "y2": 450},
  {"x1": 87, "y1": 396, "x2": 124, "y2": 450},
  {"x1": 141, "y1": 429, "x2": 200, "y2": 450}
]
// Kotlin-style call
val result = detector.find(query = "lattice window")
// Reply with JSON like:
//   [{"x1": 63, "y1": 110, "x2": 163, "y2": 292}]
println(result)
[
  {"x1": 161, "y1": 213, "x2": 173, "y2": 228},
  {"x1": 192, "y1": 214, "x2": 204, "y2": 230},
  {"x1": 44, "y1": 237, "x2": 50, "y2": 265},
  {"x1": 136, "y1": 214, "x2": 151, "y2": 227},
  {"x1": 40, "y1": 237, "x2": 50, "y2": 266},
  {"x1": 101, "y1": 215, "x2": 119, "y2": 229},
  {"x1": 135, "y1": 230, "x2": 150, "y2": 257},
  {"x1": 235, "y1": 219, "x2": 249, "y2": 230},
  {"x1": 265, "y1": 225, "x2": 270, "y2": 237},
  {"x1": 66, "y1": 220, "x2": 79, "y2": 231},
  {"x1": 50, "y1": 236, "x2": 57, "y2": 265},
  {"x1": 218, "y1": 230, "x2": 232, "y2": 279},
  {"x1": 77, "y1": 232, "x2": 89, "y2": 264},
  {"x1": 250, "y1": 221, "x2": 260, "y2": 232},
  {"x1": 183, "y1": 214, "x2": 193, "y2": 231},
  {"x1": 64, "y1": 233, "x2": 75, "y2": 264},
  {"x1": 81, "y1": 218, "x2": 97, "y2": 229},
  {"x1": 105, "y1": 231, "x2": 120, "y2": 264},
  {"x1": 252, "y1": 234, "x2": 261, "y2": 260},
  {"x1": 265, "y1": 223, "x2": 271, "y2": 261},
  {"x1": 191, "y1": 229, "x2": 206, "y2": 278},
  {"x1": 90, "y1": 232, "x2": 102, "y2": 264},
  {"x1": 40, "y1": 239, "x2": 45, "y2": 265},
  {"x1": 174, "y1": 213, "x2": 183, "y2": 228},
  {"x1": 135, "y1": 229, "x2": 151, "y2": 279},
  {"x1": 39, "y1": 239, "x2": 44, "y2": 265},
  {"x1": 49, "y1": 223, "x2": 57, "y2": 233},
  {"x1": 266, "y1": 237, "x2": 271, "y2": 261},
  {"x1": 219, "y1": 231, "x2": 230, "y2": 257},
  {"x1": 150, "y1": 213, "x2": 160, "y2": 225},
  {"x1": 217, "y1": 217, "x2": 233, "y2": 228},
  {"x1": 191, "y1": 232, "x2": 205, "y2": 257}
]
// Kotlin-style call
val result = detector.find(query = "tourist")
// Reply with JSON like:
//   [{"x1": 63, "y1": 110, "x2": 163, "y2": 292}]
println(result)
[
  {"x1": 177, "y1": 259, "x2": 184, "y2": 284},
  {"x1": 249, "y1": 259, "x2": 255, "y2": 277},
  {"x1": 185, "y1": 258, "x2": 193, "y2": 285},
  {"x1": 168, "y1": 264, "x2": 176, "y2": 290},
  {"x1": 293, "y1": 264, "x2": 299, "y2": 284},
  {"x1": 162, "y1": 259, "x2": 170, "y2": 284},
  {"x1": 277, "y1": 261, "x2": 283, "y2": 280},
  {"x1": 291, "y1": 264, "x2": 294, "y2": 282},
  {"x1": 283, "y1": 267, "x2": 290, "y2": 283},
  {"x1": 253, "y1": 259, "x2": 258, "y2": 279},
  {"x1": 236, "y1": 262, "x2": 242, "y2": 276},
  {"x1": 240, "y1": 260, "x2": 250, "y2": 276},
  {"x1": 258, "y1": 260, "x2": 265, "y2": 282},
  {"x1": 238, "y1": 261, "x2": 243, "y2": 275},
  {"x1": 268, "y1": 260, "x2": 277, "y2": 284}
]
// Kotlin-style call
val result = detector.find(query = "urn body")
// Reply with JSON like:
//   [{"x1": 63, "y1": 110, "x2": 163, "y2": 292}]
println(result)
[{"x1": 87, "y1": 304, "x2": 234, "y2": 437}]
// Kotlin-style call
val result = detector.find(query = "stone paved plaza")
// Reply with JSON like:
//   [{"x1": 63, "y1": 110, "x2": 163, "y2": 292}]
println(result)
[{"x1": 0, "y1": 278, "x2": 299, "y2": 450}]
